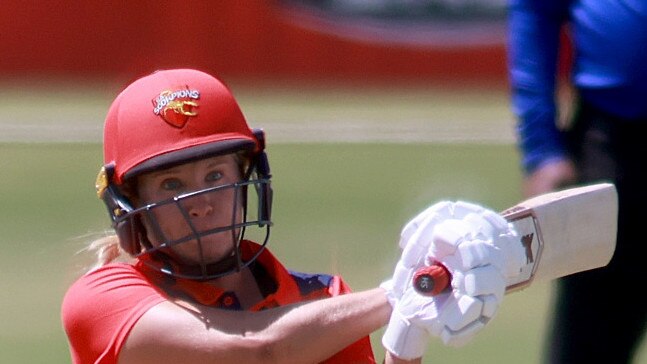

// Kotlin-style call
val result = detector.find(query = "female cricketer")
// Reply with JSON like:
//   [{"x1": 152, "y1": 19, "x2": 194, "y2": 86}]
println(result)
[{"x1": 61, "y1": 69, "x2": 524, "y2": 363}]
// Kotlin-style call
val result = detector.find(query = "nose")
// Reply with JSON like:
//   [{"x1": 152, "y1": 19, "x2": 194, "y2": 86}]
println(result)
[{"x1": 187, "y1": 193, "x2": 215, "y2": 218}]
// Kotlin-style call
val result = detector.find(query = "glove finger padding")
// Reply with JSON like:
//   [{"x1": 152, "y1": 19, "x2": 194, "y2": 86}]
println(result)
[
  {"x1": 399, "y1": 203, "x2": 458, "y2": 268},
  {"x1": 465, "y1": 208, "x2": 526, "y2": 279},
  {"x1": 408, "y1": 292, "x2": 489, "y2": 347},
  {"x1": 496, "y1": 230, "x2": 527, "y2": 279},
  {"x1": 399, "y1": 201, "x2": 455, "y2": 249},
  {"x1": 435, "y1": 294, "x2": 484, "y2": 332},
  {"x1": 427, "y1": 203, "x2": 507, "y2": 259},
  {"x1": 430, "y1": 207, "x2": 525, "y2": 282},
  {"x1": 452, "y1": 266, "x2": 506, "y2": 301},
  {"x1": 440, "y1": 238, "x2": 505, "y2": 273},
  {"x1": 419, "y1": 264, "x2": 505, "y2": 346},
  {"x1": 389, "y1": 202, "x2": 460, "y2": 300},
  {"x1": 428, "y1": 219, "x2": 470, "y2": 259},
  {"x1": 440, "y1": 319, "x2": 487, "y2": 347}
]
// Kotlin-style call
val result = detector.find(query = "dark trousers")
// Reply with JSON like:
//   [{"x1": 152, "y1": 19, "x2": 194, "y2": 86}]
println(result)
[{"x1": 545, "y1": 100, "x2": 647, "y2": 363}]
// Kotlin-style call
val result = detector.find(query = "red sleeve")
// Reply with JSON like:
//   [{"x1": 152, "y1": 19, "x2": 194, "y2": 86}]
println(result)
[
  {"x1": 322, "y1": 276, "x2": 377, "y2": 364},
  {"x1": 61, "y1": 263, "x2": 167, "y2": 364}
]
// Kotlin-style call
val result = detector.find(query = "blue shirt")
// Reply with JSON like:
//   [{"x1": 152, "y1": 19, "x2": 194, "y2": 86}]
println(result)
[{"x1": 508, "y1": 0, "x2": 647, "y2": 173}]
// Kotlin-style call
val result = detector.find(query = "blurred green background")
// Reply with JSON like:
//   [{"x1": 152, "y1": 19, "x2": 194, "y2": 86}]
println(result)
[{"x1": 1, "y1": 86, "x2": 645, "y2": 363}]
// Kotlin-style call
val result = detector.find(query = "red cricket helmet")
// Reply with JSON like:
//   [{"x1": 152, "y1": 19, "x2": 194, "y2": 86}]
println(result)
[
  {"x1": 96, "y1": 69, "x2": 272, "y2": 280},
  {"x1": 103, "y1": 68, "x2": 260, "y2": 184}
]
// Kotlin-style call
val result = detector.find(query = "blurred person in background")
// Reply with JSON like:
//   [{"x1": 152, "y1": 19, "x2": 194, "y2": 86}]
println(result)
[
  {"x1": 507, "y1": 1, "x2": 647, "y2": 362},
  {"x1": 61, "y1": 68, "x2": 525, "y2": 363}
]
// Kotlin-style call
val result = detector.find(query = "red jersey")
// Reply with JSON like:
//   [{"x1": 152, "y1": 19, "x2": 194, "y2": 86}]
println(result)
[{"x1": 61, "y1": 241, "x2": 376, "y2": 363}]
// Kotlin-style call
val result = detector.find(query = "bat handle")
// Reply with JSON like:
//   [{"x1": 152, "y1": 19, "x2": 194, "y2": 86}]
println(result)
[{"x1": 413, "y1": 263, "x2": 452, "y2": 296}]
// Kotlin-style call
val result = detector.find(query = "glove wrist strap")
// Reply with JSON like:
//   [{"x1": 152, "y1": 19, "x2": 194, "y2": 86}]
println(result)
[{"x1": 382, "y1": 309, "x2": 428, "y2": 360}]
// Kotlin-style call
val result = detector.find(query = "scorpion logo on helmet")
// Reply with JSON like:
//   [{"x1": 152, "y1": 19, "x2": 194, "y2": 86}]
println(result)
[{"x1": 152, "y1": 88, "x2": 200, "y2": 128}]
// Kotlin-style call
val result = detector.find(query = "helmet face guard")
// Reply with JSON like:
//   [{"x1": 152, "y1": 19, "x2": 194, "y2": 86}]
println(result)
[{"x1": 97, "y1": 151, "x2": 273, "y2": 280}]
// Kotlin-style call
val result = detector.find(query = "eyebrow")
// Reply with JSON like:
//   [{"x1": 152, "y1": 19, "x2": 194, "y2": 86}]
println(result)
[
  {"x1": 146, "y1": 167, "x2": 181, "y2": 179},
  {"x1": 146, "y1": 158, "x2": 230, "y2": 179}
]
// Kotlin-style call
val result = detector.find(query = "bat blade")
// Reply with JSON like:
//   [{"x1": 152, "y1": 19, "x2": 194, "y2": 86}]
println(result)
[
  {"x1": 503, "y1": 182, "x2": 618, "y2": 292},
  {"x1": 413, "y1": 183, "x2": 618, "y2": 295}
]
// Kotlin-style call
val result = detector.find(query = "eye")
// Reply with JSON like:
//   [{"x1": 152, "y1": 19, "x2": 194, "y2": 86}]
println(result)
[
  {"x1": 161, "y1": 178, "x2": 183, "y2": 191},
  {"x1": 205, "y1": 171, "x2": 223, "y2": 183}
]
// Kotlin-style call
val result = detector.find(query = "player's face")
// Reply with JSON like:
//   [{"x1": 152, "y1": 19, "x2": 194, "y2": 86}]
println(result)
[{"x1": 135, "y1": 154, "x2": 244, "y2": 265}]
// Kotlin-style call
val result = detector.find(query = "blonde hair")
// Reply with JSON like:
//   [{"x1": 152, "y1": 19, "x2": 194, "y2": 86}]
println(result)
[{"x1": 87, "y1": 234, "x2": 133, "y2": 272}]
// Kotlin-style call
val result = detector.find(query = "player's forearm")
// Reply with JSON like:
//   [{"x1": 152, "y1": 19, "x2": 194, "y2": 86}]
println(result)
[
  {"x1": 508, "y1": 0, "x2": 568, "y2": 173},
  {"x1": 249, "y1": 287, "x2": 391, "y2": 363},
  {"x1": 121, "y1": 287, "x2": 392, "y2": 363}
]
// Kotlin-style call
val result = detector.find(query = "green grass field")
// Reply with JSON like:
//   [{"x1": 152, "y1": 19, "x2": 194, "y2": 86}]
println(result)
[{"x1": 1, "y1": 86, "x2": 644, "y2": 363}]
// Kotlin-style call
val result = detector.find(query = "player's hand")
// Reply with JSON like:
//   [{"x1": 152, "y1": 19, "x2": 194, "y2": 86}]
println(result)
[
  {"x1": 382, "y1": 202, "x2": 526, "y2": 359},
  {"x1": 523, "y1": 158, "x2": 577, "y2": 197}
]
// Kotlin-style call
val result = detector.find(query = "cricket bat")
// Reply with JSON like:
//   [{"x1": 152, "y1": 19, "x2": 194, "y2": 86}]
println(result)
[{"x1": 413, "y1": 183, "x2": 618, "y2": 295}]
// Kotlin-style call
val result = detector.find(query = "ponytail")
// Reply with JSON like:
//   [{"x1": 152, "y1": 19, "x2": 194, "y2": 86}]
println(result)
[{"x1": 87, "y1": 234, "x2": 131, "y2": 272}]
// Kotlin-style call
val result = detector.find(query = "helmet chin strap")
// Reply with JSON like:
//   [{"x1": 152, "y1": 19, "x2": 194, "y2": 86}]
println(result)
[{"x1": 145, "y1": 248, "x2": 241, "y2": 281}]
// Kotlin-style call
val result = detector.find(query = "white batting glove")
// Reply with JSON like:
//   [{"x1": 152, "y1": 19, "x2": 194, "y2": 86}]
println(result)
[{"x1": 382, "y1": 201, "x2": 526, "y2": 360}]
